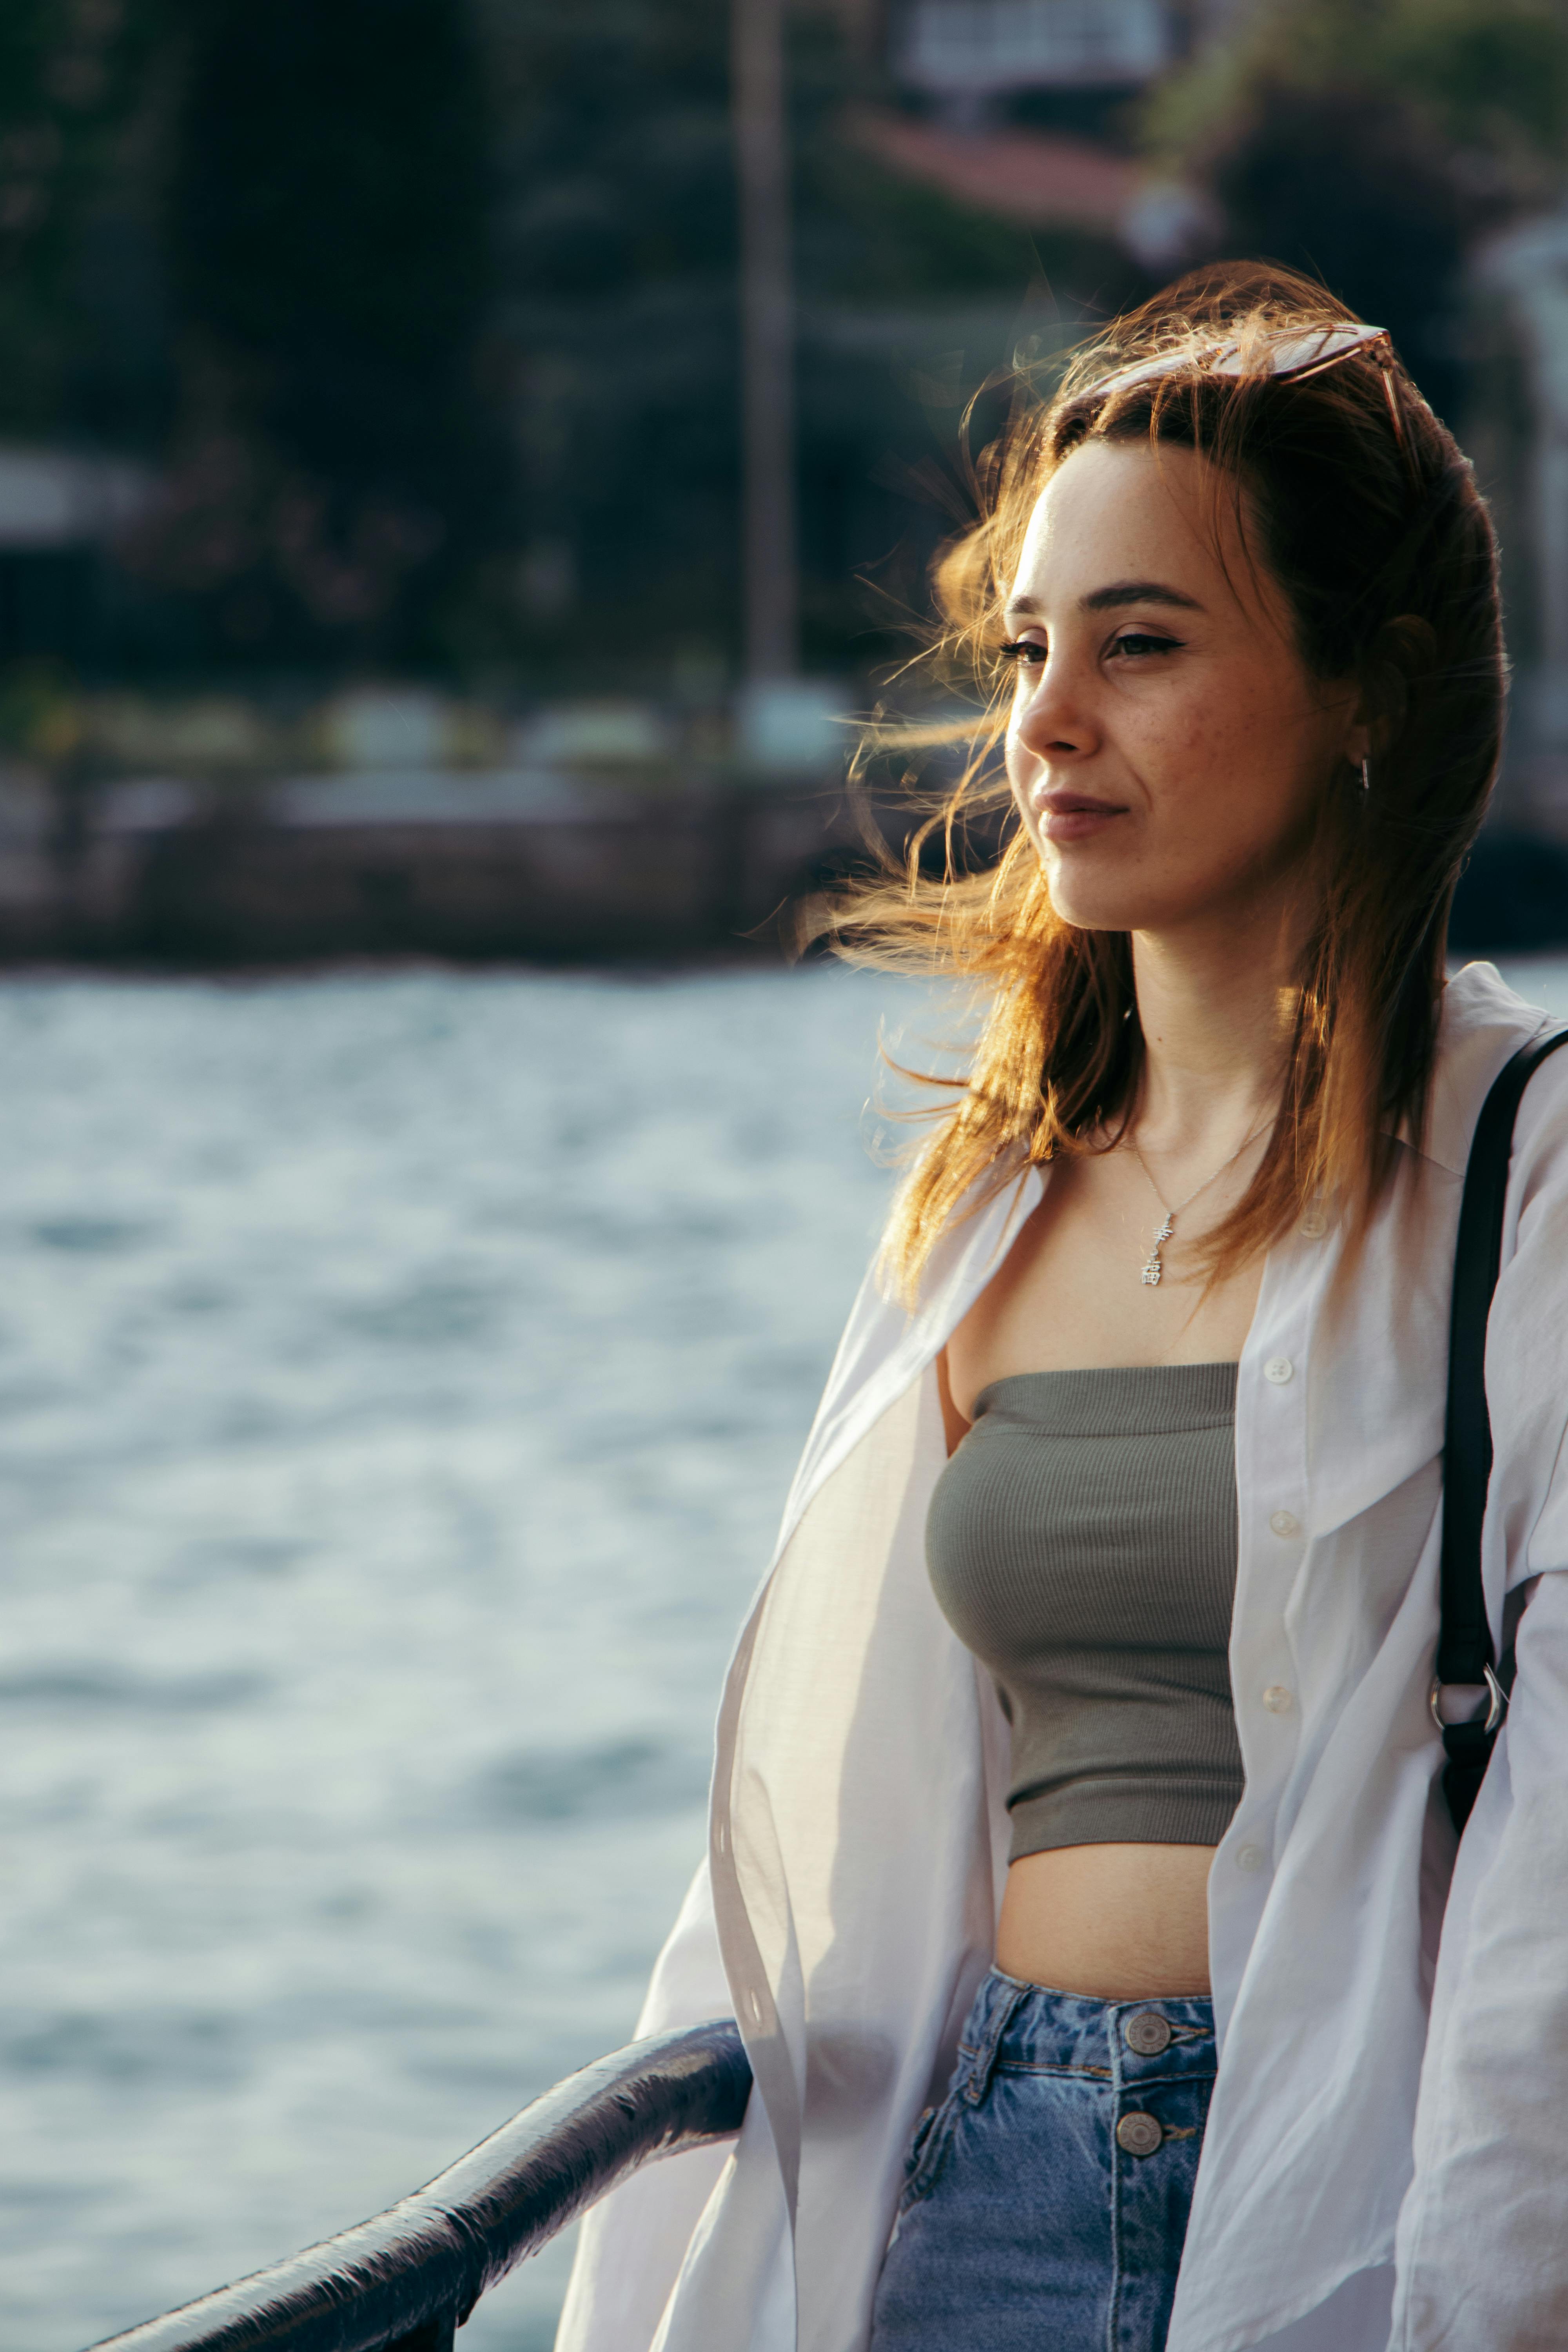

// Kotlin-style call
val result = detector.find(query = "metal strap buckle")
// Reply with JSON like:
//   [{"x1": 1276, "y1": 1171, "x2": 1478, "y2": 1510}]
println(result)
[{"x1": 1429, "y1": 1661, "x2": 1508, "y2": 1736}]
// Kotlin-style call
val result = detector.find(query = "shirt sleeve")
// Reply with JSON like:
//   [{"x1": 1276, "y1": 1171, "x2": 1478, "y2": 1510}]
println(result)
[
  {"x1": 1390, "y1": 1564, "x2": 1568, "y2": 2347},
  {"x1": 1490, "y1": 1049, "x2": 1568, "y2": 1588},
  {"x1": 554, "y1": 1859, "x2": 736, "y2": 2352}
]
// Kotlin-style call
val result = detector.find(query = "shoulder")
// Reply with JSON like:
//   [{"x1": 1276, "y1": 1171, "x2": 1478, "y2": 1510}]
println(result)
[{"x1": 1418, "y1": 961, "x2": 1568, "y2": 1178}]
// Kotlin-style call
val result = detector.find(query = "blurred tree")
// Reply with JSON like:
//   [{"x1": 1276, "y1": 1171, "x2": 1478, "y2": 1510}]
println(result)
[
  {"x1": 481, "y1": 0, "x2": 742, "y2": 678},
  {"x1": 125, "y1": 0, "x2": 514, "y2": 667},
  {"x1": 0, "y1": 0, "x2": 169, "y2": 441},
  {"x1": 1145, "y1": 0, "x2": 1568, "y2": 421},
  {"x1": 481, "y1": 0, "x2": 1136, "y2": 686},
  {"x1": 3, "y1": 0, "x2": 1146, "y2": 687}
]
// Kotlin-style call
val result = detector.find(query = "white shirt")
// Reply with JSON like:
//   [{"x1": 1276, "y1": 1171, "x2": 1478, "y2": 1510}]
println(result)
[{"x1": 556, "y1": 962, "x2": 1568, "y2": 2352}]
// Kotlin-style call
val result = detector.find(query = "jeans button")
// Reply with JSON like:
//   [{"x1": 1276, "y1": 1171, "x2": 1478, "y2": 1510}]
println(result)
[
  {"x1": 1116, "y1": 2112, "x2": 1164, "y2": 2157},
  {"x1": 1123, "y1": 2009, "x2": 1172, "y2": 2055}
]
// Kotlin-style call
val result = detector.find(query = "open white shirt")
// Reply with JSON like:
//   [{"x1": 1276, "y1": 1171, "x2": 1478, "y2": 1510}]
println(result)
[{"x1": 557, "y1": 962, "x2": 1568, "y2": 2352}]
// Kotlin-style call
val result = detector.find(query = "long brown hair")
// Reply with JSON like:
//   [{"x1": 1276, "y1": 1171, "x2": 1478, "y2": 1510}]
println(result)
[{"x1": 829, "y1": 262, "x2": 1505, "y2": 1302}]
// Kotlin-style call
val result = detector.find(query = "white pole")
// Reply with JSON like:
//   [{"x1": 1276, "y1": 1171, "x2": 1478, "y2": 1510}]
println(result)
[{"x1": 733, "y1": 0, "x2": 798, "y2": 684}]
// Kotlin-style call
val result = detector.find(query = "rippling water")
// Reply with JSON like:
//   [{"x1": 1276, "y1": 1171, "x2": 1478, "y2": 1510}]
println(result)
[
  {"x1": 1, "y1": 962, "x2": 954, "y2": 2351},
  {"x1": 5, "y1": 956, "x2": 1564, "y2": 2351}
]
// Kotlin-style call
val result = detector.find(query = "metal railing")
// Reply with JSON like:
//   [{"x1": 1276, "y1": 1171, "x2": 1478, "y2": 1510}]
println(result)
[{"x1": 87, "y1": 2019, "x2": 751, "y2": 2352}]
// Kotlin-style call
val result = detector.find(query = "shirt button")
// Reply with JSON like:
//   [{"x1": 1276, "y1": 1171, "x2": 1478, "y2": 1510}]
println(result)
[
  {"x1": 1236, "y1": 1843, "x2": 1265, "y2": 1874},
  {"x1": 1123, "y1": 2009, "x2": 1172, "y2": 2055},
  {"x1": 1262, "y1": 1684, "x2": 1294, "y2": 1714},
  {"x1": 1116, "y1": 2112, "x2": 1165, "y2": 2156},
  {"x1": 1300, "y1": 1209, "x2": 1328, "y2": 1238},
  {"x1": 1269, "y1": 1508, "x2": 1301, "y2": 1539},
  {"x1": 1264, "y1": 1356, "x2": 1294, "y2": 1385}
]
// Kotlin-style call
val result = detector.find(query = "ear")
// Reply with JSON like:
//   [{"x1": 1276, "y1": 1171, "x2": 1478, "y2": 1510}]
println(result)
[
  {"x1": 1341, "y1": 674, "x2": 1382, "y2": 772},
  {"x1": 1349, "y1": 614, "x2": 1434, "y2": 764}
]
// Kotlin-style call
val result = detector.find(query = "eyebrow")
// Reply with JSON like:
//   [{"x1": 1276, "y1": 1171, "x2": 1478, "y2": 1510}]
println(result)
[{"x1": 1006, "y1": 580, "x2": 1205, "y2": 617}]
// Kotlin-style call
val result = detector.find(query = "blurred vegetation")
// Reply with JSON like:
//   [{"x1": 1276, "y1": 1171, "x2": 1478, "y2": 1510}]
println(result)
[
  {"x1": 0, "y1": 653, "x2": 79, "y2": 761},
  {"x1": 7, "y1": 0, "x2": 1568, "y2": 699},
  {"x1": 0, "y1": 0, "x2": 172, "y2": 444},
  {"x1": 125, "y1": 0, "x2": 513, "y2": 670},
  {"x1": 0, "y1": 0, "x2": 1139, "y2": 692},
  {"x1": 478, "y1": 0, "x2": 1129, "y2": 686},
  {"x1": 1144, "y1": 0, "x2": 1568, "y2": 419}
]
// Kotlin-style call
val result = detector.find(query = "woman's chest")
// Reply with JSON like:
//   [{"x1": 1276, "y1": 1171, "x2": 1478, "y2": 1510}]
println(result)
[{"x1": 944, "y1": 1154, "x2": 1265, "y2": 1416}]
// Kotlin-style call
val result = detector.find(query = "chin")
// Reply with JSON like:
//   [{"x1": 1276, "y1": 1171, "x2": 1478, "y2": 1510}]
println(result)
[
  {"x1": 1039, "y1": 852, "x2": 1156, "y2": 936},
  {"x1": 1039, "y1": 835, "x2": 1238, "y2": 937}
]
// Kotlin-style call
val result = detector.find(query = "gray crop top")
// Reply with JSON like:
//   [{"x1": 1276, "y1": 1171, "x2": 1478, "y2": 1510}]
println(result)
[{"x1": 926, "y1": 1361, "x2": 1243, "y2": 1861}]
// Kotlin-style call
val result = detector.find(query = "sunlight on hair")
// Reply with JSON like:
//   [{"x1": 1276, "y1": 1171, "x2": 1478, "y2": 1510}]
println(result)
[{"x1": 810, "y1": 264, "x2": 1505, "y2": 1307}]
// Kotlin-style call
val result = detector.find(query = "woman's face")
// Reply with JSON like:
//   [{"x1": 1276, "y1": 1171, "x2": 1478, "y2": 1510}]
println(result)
[{"x1": 1003, "y1": 436, "x2": 1363, "y2": 940}]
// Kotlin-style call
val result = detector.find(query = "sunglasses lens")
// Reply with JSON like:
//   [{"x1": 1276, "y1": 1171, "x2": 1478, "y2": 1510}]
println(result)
[
  {"x1": 1254, "y1": 324, "x2": 1387, "y2": 376},
  {"x1": 1093, "y1": 322, "x2": 1387, "y2": 402},
  {"x1": 1093, "y1": 348, "x2": 1199, "y2": 397}
]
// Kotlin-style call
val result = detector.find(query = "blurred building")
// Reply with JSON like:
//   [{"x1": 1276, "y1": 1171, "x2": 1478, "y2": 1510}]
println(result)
[
  {"x1": 886, "y1": 0, "x2": 1252, "y2": 120},
  {"x1": 895, "y1": 0, "x2": 1176, "y2": 122},
  {"x1": 0, "y1": 447, "x2": 155, "y2": 670},
  {"x1": 855, "y1": 0, "x2": 1234, "y2": 269},
  {"x1": 1472, "y1": 209, "x2": 1568, "y2": 832}
]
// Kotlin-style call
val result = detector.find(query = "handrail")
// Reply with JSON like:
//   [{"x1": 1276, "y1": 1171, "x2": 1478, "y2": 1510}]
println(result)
[{"x1": 86, "y1": 2018, "x2": 751, "y2": 2352}]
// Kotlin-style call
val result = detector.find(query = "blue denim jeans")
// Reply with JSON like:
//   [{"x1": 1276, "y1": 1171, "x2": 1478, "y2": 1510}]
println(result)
[{"x1": 869, "y1": 1967, "x2": 1216, "y2": 2352}]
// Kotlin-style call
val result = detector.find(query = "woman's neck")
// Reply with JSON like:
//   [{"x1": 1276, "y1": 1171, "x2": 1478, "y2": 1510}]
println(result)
[{"x1": 1128, "y1": 913, "x2": 1297, "y2": 1158}]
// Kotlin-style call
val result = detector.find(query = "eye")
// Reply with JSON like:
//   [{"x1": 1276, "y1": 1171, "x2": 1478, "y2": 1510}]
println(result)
[
  {"x1": 997, "y1": 637, "x2": 1047, "y2": 668},
  {"x1": 1109, "y1": 630, "x2": 1180, "y2": 659}
]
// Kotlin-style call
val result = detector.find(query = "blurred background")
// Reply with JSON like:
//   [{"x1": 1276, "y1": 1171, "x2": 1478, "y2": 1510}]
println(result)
[
  {"x1": 7, "y1": 4, "x2": 1568, "y2": 2348},
  {"x1": 3, "y1": 0, "x2": 1568, "y2": 950}
]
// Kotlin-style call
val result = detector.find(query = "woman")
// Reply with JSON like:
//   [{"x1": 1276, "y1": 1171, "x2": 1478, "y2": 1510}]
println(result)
[{"x1": 558, "y1": 266, "x2": 1568, "y2": 2352}]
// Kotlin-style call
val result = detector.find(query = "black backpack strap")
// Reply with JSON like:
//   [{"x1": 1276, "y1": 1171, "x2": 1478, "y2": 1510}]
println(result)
[{"x1": 1438, "y1": 1026, "x2": 1568, "y2": 1831}]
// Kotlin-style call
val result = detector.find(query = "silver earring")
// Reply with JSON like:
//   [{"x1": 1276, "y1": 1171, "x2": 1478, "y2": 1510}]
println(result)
[{"x1": 1360, "y1": 756, "x2": 1371, "y2": 793}]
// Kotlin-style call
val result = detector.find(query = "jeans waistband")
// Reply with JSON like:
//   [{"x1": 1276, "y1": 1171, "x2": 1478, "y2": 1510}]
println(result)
[{"x1": 956, "y1": 1965, "x2": 1216, "y2": 2104}]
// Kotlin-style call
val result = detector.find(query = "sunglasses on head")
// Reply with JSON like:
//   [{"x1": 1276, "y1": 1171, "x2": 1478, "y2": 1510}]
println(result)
[{"x1": 1093, "y1": 321, "x2": 1392, "y2": 402}]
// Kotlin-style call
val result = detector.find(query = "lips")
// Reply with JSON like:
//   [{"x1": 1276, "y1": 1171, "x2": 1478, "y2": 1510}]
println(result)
[{"x1": 1031, "y1": 786, "x2": 1127, "y2": 842}]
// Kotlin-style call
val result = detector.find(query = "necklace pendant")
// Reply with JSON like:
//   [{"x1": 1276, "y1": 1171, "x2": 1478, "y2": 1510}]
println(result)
[{"x1": 1141, "y1": 1213, "x2": 1174, "y2": 1288}]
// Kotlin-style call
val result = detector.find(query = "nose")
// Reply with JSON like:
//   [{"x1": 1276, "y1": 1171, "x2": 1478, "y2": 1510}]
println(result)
[{"x1": 1009, "y1": 652, "x2": 1098, "y2": 767}]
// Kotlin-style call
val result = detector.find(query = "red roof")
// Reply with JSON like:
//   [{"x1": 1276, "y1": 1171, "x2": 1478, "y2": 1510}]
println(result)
[{"x1": 848, "y1": 106, "x2": 1140, "y2": 235}]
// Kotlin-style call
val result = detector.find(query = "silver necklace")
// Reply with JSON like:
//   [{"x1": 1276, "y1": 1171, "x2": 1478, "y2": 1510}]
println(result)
[{"x1": 1129, "y1": 1123, "x2": 1272, "y2": 1288}]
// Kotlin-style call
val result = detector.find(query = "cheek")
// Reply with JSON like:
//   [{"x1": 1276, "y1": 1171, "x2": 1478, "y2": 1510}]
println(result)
[
  {"x1": 1126, "y1": 696, "x2": 1243, "y2": 829},
  {"x1": 1004, "y1": 707, "x2": 1040, "y2": 815},
  {"x1": 1006, "y1": 766, "x2": 1040, "y2": 860},
  {"x1": 1143, "y1": 679, "x2": 1321, "y2": 842}
]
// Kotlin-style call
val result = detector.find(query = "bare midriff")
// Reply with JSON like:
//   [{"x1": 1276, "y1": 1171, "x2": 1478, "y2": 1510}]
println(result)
[{"x1": 995, "y1": 1842, "x2": 1215, "y2": 1999}]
